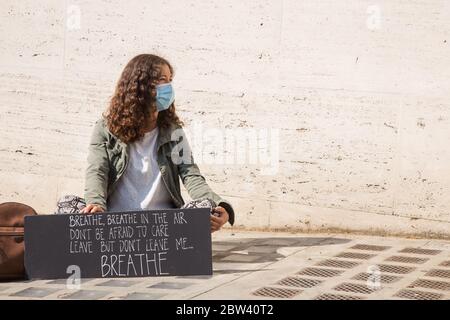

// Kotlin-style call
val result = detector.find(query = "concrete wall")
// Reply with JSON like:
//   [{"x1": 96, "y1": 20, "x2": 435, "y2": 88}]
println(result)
[{"x1": 1, "y1": 0, "x2": 449, "y2": 237}]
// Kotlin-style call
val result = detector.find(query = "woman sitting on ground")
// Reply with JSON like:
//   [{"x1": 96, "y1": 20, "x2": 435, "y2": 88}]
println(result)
[{"x1": 78, "y1": 53, "x2": 234, "y2": 233}]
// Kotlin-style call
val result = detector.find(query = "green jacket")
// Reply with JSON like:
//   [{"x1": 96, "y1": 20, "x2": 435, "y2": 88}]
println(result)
[{"x1": 84, "y1": 117, "x2": 235, "y2": 225}]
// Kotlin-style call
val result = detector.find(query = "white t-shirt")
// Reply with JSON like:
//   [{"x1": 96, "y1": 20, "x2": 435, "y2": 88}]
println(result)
[{"x1": 107, "y1": 127, "x2": 175, "y2": 211}]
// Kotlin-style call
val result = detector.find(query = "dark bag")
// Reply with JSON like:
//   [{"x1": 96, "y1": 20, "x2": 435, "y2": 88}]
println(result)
[{"x1": 0, "y1": 202, "x2": 37, "y2": 281}]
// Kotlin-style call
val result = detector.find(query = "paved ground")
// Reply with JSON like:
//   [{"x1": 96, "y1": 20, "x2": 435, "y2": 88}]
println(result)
[{"x1": 1, "y1": 230, "x2": 449, "y2": 300}]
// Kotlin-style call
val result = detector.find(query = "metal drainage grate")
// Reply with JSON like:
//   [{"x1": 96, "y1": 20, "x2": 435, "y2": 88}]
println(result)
[
  {"x1": 408, "y1": 279, "x2": 450, "y2": 291},
  {"x1": 377, "y1": 264, "x2": 415, "y2": 274},
  {"x1": 394, "y1": 289, "x2": 443, "y2": 300},
  {"x1": 352, "y1": 272, "x2": 402, "y2": 284},
  {"x1": 276, "y1": 277, "x2": 322, "y2": 288},
  {"x1": 316, "y1": 259, "x2": 360, "y2": 269},
  {"x1": 252, "y1": 287, "x2": 301, "y2": 299},
  {"x1": 297, "y1": 267, "x2": 344, "y2": 278},
  {"x1": 439, "y1": 261, "x2": 450, "y2": 267},
  {"x1": 335, "y1": 252, "x2": 376, "y2": 260},
  {"x1": 333, "y1": 282, "x2": 380, "y2": 295},
  {"x1": 425, "y1": 269, "x2": 450, "y2": 279},
  {"x1": 350, "y1": 244, "x2": 391, "y2": 251},
  {"x1": 398, "y1": 247, "x2": 441, "y2": 255},
  {"x1": 314, "y1": 293, "x2": 363, "y2": 300},
  {"x1": 385, "y1": 256, "x2": 429, "y2": 264}
]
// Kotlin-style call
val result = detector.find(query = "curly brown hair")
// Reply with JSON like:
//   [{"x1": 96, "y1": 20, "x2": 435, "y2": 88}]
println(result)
[{"x1": 104, "y1": 54, "x2": 183, "y2": 143}]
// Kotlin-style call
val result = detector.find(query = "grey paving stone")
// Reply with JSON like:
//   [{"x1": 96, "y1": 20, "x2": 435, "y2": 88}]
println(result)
[
  {"x1": 212, "y1": 244, "x2": 237, "y2": 251},
  {"x1": 148, "y1": 282, "x2": 195, "y2": 289},
  {"x1": 213, "y1": 262, "x2": 262, "y2": 270},
  {"x1": 96, "y1": 279, "x2": 138, "y2": 287},
  {"x1": 46, "y1": 278, "x2": 94, "y2": 285},
  {"x1": 247, "y1": 246, "x2": 279, "y2": 253},
  {"x1": 213, "y1": 269, "x2": 259, "y2": 275},
  {"x1": 260, "y1": 238, "x2": 302, "y2": 246},
  {"x1": 61, "y1": 289, "x2": 109, "y2": 300},
  {"x1": 221, "y1": 254, "x2": 261, "y2": 262},
  {"x1": 11, "y1": 287, "x2": 60, "y2": 298},
  {"x1": 122, "y1": 292, "x2": 167, "y2": 300}
]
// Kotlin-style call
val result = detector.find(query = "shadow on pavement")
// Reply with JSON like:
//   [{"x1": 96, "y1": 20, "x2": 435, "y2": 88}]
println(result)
[{"x1": 212, "y1": 236, "x2": 350, "y2": 274}]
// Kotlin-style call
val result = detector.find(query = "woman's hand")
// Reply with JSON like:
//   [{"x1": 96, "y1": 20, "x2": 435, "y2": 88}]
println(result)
[
  {"x1": 81, "y1": 204, "x2": 105, "y2": 214},
  {"x1": 211, "y1": 206, "x2": 229, "y2": 233}
]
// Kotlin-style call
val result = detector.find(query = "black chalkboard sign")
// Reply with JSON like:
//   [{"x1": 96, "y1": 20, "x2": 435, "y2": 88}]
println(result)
[{"x1": 24, "y1": 208, "x2": 212, "y2": 279}]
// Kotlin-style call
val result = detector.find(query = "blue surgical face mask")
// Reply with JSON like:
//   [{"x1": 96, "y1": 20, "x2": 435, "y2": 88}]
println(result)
[{"x1": 155, "y1": 82, "x2": 175, "y2": 112}]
